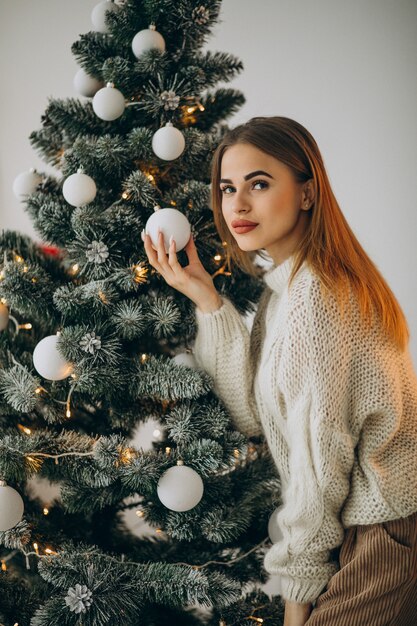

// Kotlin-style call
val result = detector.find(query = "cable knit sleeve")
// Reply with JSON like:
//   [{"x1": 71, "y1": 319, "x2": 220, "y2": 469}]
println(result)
[
  {"x1": 263, "y1": 279, "x2": 356, "y2": 604},
  {"x1": 192, "y1": 295, "x2": 263, "y2": 438}
]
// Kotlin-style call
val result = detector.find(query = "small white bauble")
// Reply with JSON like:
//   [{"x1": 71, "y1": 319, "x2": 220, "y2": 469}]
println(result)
[
  {"x1": 63, "y1": 169, "x2": 97, "y2": 207},
  {"x1": 172, "y1": 351, "x2": 198, "y2": 369},
  {"x1": 91, "y1": 0, "x2": 120, "y2": 33},
  {"x1": 73, "y1": 68, "x2": 104, "y2": 97},
  {"x1": 0, "y1": 481, "x2": 24, "y2": 531},
  {"x1": 145, "y1": 207, "x2": 191, "y2": 253},
  {"x1": 268, "y1": 506, "x2": 284, "y2": 543},
  {"x1": 33, "y1": 335, "x2": 73, "y2": 381},
  {"x1": 152, "y1": 122, "x2": 185, "y2": 161},
  {"x1": 92, "y1": 82, "x2": 125, "y2": 121},
  {"x1": 132, "y1": 25, "x2": 166, "y2": 59},
  {"x1": 157, "y1": 463, "x2": 204, "y2": 512},
  {"x1": 12, "y1": 169, "x2": 42, "y2": 200},
  {"x1": 0, "y1": 302, "x2": 9, "y2": 331}
]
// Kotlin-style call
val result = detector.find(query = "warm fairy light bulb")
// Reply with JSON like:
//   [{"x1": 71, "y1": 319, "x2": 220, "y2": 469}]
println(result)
[
  {"x1": 198, "y1": 104, "x2": 205, "y2": 111},
  {"x1": 122, "y1": 191, "x2": 129, "y2": 199},
  {"x1": 20, "y1": 323, "x2": 32, "y2": 329},
  {"x1": 165, "y1": 446, "x2": 171, "y2": 454},
  {"x1": 23, "y1": 265, "x2": 28, "y2": 272},
  {"x1": 156, "y1": 528, "x2": 163, "y2": 534},
  {"x1": 44, "y1": 547, "x2": 56, "y2": 554},
  {"x1": 23, "y1": 427, "x2": 31, "y2": 435},
  {"x1": 1, "y1": 560, "x2": 6, "y2": 571},
  {"x1": 33, "y1": 542, "x2": 39, "y2": 555},
  {"x1": 71, "y1": 373, "x2": 77, "y2": 379},
  {"x1": 43, "y1": 507, "x2": 49, "y2": 516},
  {"x1": 233, "y1": 449, "x2": 240, "y2": 457},
  {"x1": 140, "y1": 353, "x2": 148, "y2": 363},
  {"x1": 71, "y1": 263, "x2": 79, "y2": 274},
  {"x1": 147, "y1": 174, "x2": 155, "y2": 182},
  {"x1": 66, "y1": 409, "x2": 71, "y2": 418},
  {"x1": 35, "y1": 387, "x2": 42, "y2": 394},
  {"x1": 214, "y1": 254, "x2": 222, "y2": 261},
  {"x1": 14, "y1": 255, "x2": 24, "y2": 263},
  {"x1": 135, "y1": 509, "x2": 144, "y2": 517},
  {"x1": 31, "y1": 278, "x2": 37, "y2": 283}
]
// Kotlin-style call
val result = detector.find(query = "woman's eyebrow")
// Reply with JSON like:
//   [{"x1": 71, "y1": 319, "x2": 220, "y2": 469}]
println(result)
[{"x1": 220, "y1": 170, "x2": 274, "y2": 184}]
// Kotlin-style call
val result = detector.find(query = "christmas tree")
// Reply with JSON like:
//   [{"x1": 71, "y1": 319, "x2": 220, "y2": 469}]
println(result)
[{"x1": 0, "y1": 1, "x2": 284, "y2": 623}]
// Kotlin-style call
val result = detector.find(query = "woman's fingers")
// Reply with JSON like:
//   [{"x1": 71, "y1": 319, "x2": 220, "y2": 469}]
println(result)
[{"x1": 184, "y1": 233, "x2": 200, "y2": 264}]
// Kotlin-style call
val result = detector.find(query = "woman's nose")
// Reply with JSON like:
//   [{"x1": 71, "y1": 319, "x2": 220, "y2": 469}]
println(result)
[{"x1": 231, "y1": 189, "x2": 249, "y2": 212}]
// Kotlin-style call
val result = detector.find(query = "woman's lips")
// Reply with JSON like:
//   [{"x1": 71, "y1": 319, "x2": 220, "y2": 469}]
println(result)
[{"x1": 233, "y1": 224, "x2": 258, "y2": 234}]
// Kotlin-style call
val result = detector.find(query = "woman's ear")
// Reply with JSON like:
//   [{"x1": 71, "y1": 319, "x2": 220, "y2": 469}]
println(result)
[{"x1": 302, "y1": 179, "x2": 315, "y2": 209}]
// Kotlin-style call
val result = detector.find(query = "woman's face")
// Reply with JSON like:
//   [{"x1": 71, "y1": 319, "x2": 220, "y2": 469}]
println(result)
[{"x1": 219, "y1": 143, "x2": 312, "y2": 265}]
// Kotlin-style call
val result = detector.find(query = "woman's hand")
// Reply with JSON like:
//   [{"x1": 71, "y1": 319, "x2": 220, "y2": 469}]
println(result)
[
  {"x1": 283, "y1": 601, "x2": 313, "y2": 626},
  {"x1": 142, "y1": 229, "x2": 223, "y2": 313}
]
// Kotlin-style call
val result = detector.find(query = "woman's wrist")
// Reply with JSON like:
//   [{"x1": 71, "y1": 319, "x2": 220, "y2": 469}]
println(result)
[{"x1": 195, "y1": 293, "x2": 223, "y2": 313}]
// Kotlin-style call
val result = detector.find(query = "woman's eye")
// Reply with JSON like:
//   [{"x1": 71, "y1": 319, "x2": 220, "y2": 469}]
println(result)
[
  {"x1": 253, "y1": 180, "x2": 268, "y2": 190},
  {"x1": 220, "y1": 185, "x2": 234, "y2": 194}
]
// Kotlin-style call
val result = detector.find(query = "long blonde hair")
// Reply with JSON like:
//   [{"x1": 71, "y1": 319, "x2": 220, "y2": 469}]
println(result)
[{"x1": 210, "y1": 116, "x2": 409, "y2": 351}]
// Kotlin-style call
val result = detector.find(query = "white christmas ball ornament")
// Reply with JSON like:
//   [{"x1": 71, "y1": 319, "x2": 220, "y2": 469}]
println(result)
[
  {"x1": 157, "y1": 462, "x2": 204, "y2": 512},
  {"x1": 33, "y1": 335, "x2": 73, "y2": 381},
  {"x1": 73, "y1": 68, "x2": 104, "y2": 97},
  {"x1": 0, "y1": 302, "x2": 9, "y2": 331},
  {"x1": 145, "y1": 207, "x2": 191, "y2": 253},
  {"x1": 91, "y1": 0, "x2": 120, "y2": 33},
  {"x1": 63, "y1": 169, "x2": 97, "y2": 207},
  {"x1": 152, "y1": 122, "x2": 185, "y2": 161},
  {"x1": 172, "y1": 351, "x2": 198, "y2": 369},
  {"x1": 0, "y1": 481, "x2": 24, "y2": 531},
  {"x1": 268, "y1": 506, "x2": 284, "y2": 543},
  {"x1": 92, "y1": 82, "x2": 125, "y2": 121},
  {"x1": 132, "y1": 25, "x2": 166, "y2": 59},
  {"x1": 12, "y1": 169, "x2": 42, "y2": 200}
]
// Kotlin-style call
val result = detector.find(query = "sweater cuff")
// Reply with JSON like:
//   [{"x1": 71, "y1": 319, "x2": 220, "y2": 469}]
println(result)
[
  {"x1": 194, "y1": 296, "x2": 247, "y2": 344},
  {"x1": 279, "y1": 575, "x2": 328, "y2": 604}
]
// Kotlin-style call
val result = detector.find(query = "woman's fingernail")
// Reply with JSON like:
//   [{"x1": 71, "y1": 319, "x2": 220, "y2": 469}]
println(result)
[
  {"x1": 169, "y1": 235, "x2": 174, "y2": 246},
  {"x1": 141, "y1": 229, "x2": 145, "y2": 241}
]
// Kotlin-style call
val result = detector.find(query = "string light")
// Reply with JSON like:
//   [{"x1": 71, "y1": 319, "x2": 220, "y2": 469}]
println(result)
[
  {"x1": 43, "y1": 507, "x2": 49, "y2": 516},
  {"x1": 121, "y1": 191, "x2": 129, "y2": 199},
  {"x1": 132, "y1": 263, "x2": 148, "y2": 284},
  {"x1": 135, "y1": 509, "x2": 144, "y2": 517},
  {"x1": 165, "y1": 446, "x2": 171, "y2": 455},
  {"x1": 19, "y1": 323, "x2": 32, "y2": 330},
  {"x1": 1, "y1": 560, "x2": 7, "y2": 571},
  {"x1": 214, "y1": 254, "x2": 222, "y2": 262},
  {"x1": 17, "y1": 424, "x2": 31, "y2": 435},
  {"x1": 140, "y1": 353, "x2": 148, "y2": 363},
  {"x1": 70, "y1": 263, "x2": 79, "y2": 275},
  {"x1": 33, "y1": 542, "x2": 39, "y2": 556},
  {"x1": 233, "y1": 449, "x2": 240, "y2": 458}
]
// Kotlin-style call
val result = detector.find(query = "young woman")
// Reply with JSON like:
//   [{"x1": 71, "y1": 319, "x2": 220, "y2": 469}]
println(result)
[{"x1": 142, "y1": 116, "x2": 417, "y2": 626}]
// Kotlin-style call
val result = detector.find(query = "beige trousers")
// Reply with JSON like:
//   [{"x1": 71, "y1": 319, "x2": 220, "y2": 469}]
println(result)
[{"x1": 305, "y1": 510, "x2": 417, "y2": 626}]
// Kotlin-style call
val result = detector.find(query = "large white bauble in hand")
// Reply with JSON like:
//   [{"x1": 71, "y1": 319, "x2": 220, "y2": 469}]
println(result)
[
  {"x1": 0, "y1": 482, "x2": 24, "y2": 531},
  {"x1": 92, "y1": 83, "x2": 125, "y2": 121},
  {"x1": 0, "y1": 302, "x2": 9, "y2": 331},
  {"x1": 91, "y1": 0, "x2": 120, "y2": 33},
  {"x1": 73, "y1": 68, "x2": 104, "y2": 97},
  {"x1": 157, "y1": 464, "x2": 204, "y2": 512},
  {"x1": 13, "y1": 170, "x2": 42, "y2": 199},
  {"x1": 152, "y1": 122, "x2": 185, "y2": 161},
  {"x1": 268, "y1": 506, "x2": 284, "y2": 543},
  {"x1": 63, "y1": 170, "x2": 97, "y2": 207},
  {"x1": 172, "y1": 351, "x2": 198, "y2": 369},
  {"x1": 145, "y1": 207, "x2": 191, "y2": 253},
  {"x1": 33, "y1": 335, "x2": 73, "y2": 381},
  {"x1": 132, "y1": 26, "x2": 166, "y2": 59}
]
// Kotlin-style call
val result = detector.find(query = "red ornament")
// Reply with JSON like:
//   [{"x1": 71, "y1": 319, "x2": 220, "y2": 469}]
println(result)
[{"x1": 38, "y1": 244, "x2": 61, "y2": 257}]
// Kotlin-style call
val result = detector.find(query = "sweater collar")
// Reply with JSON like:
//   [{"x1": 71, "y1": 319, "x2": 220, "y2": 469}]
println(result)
[{"x1": 262, "y1": 252, "x2": 297, "y2": 294}]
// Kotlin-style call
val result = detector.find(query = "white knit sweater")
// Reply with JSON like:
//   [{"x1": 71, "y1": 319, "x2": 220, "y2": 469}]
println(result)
[{"x1": 192, "y1": 253, "x2": 417, "y2": 604}]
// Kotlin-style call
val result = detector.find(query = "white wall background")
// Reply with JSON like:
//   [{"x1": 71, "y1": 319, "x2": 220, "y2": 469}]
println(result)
[{"x1": 0, "y1": 0, "x2": 416, "y2": 362}]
